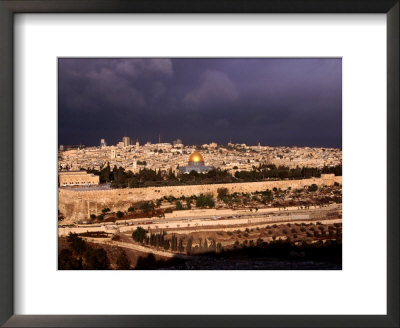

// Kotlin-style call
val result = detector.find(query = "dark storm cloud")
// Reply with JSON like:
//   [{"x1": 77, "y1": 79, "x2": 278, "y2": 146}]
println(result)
[{"x1": 58, "y1": 58, "x2": 342, "y2": 148}]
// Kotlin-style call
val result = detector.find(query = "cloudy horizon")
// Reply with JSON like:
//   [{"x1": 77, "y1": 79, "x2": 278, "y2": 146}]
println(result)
[{"x1": 58, "y1": 58, "x2": 342, "y2": 148}]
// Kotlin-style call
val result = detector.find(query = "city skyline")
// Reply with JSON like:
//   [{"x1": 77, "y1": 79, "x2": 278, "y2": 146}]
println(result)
[
  {"x1": 58, "y1": 58, "x2": 342, "y2": 148},
  {"x1": 60, "y1": 136, "x2": 342, "y2": 149}
]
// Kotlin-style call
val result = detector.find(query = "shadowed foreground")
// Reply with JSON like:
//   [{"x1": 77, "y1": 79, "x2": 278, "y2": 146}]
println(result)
[{"x1": 59, "y1": 234, "x2": 341, "y2": 270}]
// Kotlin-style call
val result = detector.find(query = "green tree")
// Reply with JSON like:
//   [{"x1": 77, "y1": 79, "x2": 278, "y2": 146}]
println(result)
[
  {"x1": 263, "y1": 189, "x2": 274, "y2": 201},
  {"x1": 334, "y1": 165, "x2": 342, "y2": 176},
  {"x1": 99, "y1": 163, "x2": 111, "y2": 183},
  {"x1": 84, "y1": 248, "x2": 110, "y2": 270},
  {"x1": 178, "y1": 238, "x2": 184, "y2": 252},
  {"x1": 175, "y1": 200, "x2": 184, "y2": 211},
  {"x1": 196, "y1": 194, "x2": 215, "y2": 208},
  {"x1": 132, "y1": 227, "x2": 147, "y2": 243},
  {"x1": 139, "y1": 201, "x2": 155, "y2": 213},
  {"x1": 58, "y1": 249, "x2": 82, "y2": 270},
  {"x1": 116, "y1": 251, "x2": 131, "y2": 269},
  {"x1": 308, "y1": 184, "x2": 318, "y2": 192},
  {"x1": 163, "y1": 240, "x2": 170, "y2": 250},
  {"x1": 186, "y1": 237, "x2": 193, "y2": 255},
  {"x1": 116, "y1": 211, "x2": 124, "y2": 218},
  {"x1": 67, "y1": 233, "x2": 86, "y2": 255},
  {"x1": 217, "y1": 187, "x2": 229, "y2": 200},
  {"x1": 203, "y1": 238, "x2": 208, "y2": 250}
]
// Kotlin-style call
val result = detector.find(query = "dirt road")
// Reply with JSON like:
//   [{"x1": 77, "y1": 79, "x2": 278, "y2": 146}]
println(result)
[{"x1": 84, "y1": 238, "x2": 192, "y2": 259}]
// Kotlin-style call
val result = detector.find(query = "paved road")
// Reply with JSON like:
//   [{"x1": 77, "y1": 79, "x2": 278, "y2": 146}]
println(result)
[{"x1": 59, "y1": 203, "x2": 341, "y2": 236}]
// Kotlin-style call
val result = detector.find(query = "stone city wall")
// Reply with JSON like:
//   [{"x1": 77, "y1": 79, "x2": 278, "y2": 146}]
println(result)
[{"x1": 58, "y1": 174, "x2": 342, "y2": 222}]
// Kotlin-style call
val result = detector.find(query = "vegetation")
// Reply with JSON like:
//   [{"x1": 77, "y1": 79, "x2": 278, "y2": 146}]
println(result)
[
  {"x1": 139, "y1": 201, "x2": 155, "y2": 213},
  {"x1": 132, "y1": 227, "x2": 147, "y2": 243},
  {"x1": 67, "y1": 232, "x2": 86, "y2": 255},
  {"x1": 116, "y1": 251, "x2": 131, "y2": 270},
  {"x1": 186, "y1": 237, "x2": 193, "y2": 255},
  {"x1": 175, "y1": 200, "x2": 184, "y2": 211},
  {"x1": 58, "y1": 210, "x2": 65, "y2": 222},
  {"x1": 217, "y1": 188, "x2": 229, "y2": 200},
  {"x1": 130, "y1": 236, "x2": 342, "y2": 270},
  {"x1": 59, "y1": 233, "x2": 110, "y2": 270},
  {"x1": 102, "y1": 208, "x2": 111, "y2": 214},
  {"x1": 308, "y1": 184, "x2": 318, "y2": 192},
  {"x1": 220, "y1": 238, "x2": 342, "y2": 264},
  {"x1": 58, "y1": 249, "x2": 82, "y2": 269},
  {"x1": 84, "y1": 247, "x2": 109, "y2": 270},
  {"x1": 195, "y1": 194, "x2": 215, "y2": 208},
  {"x1": 86, "y1": 163, "x2": 342, "y2": 189}
]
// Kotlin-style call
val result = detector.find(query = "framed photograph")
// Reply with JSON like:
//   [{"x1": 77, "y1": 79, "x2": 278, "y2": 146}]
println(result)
[
  {"x1": 0, "y1": 1, "x2": 398, "y2": 327},
  {"x1": 57, "y1": 56, "x2": 343, "y2": 272}
]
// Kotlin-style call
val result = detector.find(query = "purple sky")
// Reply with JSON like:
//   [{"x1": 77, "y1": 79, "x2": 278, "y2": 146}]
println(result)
[{"x1": 58, "y1": 58, "x2": 342, "y2": 148}]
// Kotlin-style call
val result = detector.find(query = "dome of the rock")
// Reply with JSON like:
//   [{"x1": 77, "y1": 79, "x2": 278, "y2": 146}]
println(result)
[
  {"x1": 179, "y1": 150, "x2": 213, "y2": 174},
  {"x1": 188, "y1": 151, "x2": 204, "y2": 164}
]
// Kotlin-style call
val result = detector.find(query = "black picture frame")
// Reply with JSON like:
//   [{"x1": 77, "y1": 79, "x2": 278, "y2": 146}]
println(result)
[{"x1": 0, "y1": 1, "x2": 398, "y2": 327}]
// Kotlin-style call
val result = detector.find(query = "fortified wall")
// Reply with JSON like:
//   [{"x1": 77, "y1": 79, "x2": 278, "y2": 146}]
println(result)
[{"x1": 58, "y1": 174, "x2": 342, "y2": 222}]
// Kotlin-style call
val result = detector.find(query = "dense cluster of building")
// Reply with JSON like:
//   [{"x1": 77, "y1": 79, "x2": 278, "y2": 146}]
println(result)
[{"x1": 58, "y1": 137, "x2": 342, "y2": 178}]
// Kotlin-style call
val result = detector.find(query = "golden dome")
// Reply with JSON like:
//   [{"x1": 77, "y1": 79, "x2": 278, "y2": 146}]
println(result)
[{"x1": 188, "y1": 151, "x2": 204, "y2": 163}]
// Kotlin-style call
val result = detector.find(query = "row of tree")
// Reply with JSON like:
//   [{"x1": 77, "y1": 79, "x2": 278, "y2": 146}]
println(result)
[
  {"x1": 85, "y1": 164, "x2": 342, "y2": 189},
  {"x1": 186, "y1": 237, "x2": 223, "y2": 255},
  {"x1": 234, "y1": 165, "x2": 341, "y2": 181},
  {"x1": 131, "y1": 228, "x2": 224, "y2": 255},
  {"x1": 132, "y1": 228, "x2": 185, "y2": 252}
]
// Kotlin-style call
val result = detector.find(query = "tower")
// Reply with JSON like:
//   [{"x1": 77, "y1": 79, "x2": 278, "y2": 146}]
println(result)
[
  {"x1": 100, "y1": 139, "x2": 106, "y2": 148},
  {"x1": 122, "y1": 136, "x2": 130, "y2": 147},
  {"x1": 111, "y1": 148, "x2": 116, "y2": 159}
]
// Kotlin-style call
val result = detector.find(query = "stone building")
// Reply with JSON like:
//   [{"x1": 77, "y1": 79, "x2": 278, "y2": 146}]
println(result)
[
  {"x1": 122, "y1": 136, "x2": 130, "y2": 147},
  {"x1": 58, "y1": 171, "x2": 100, "y2": 187}
]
